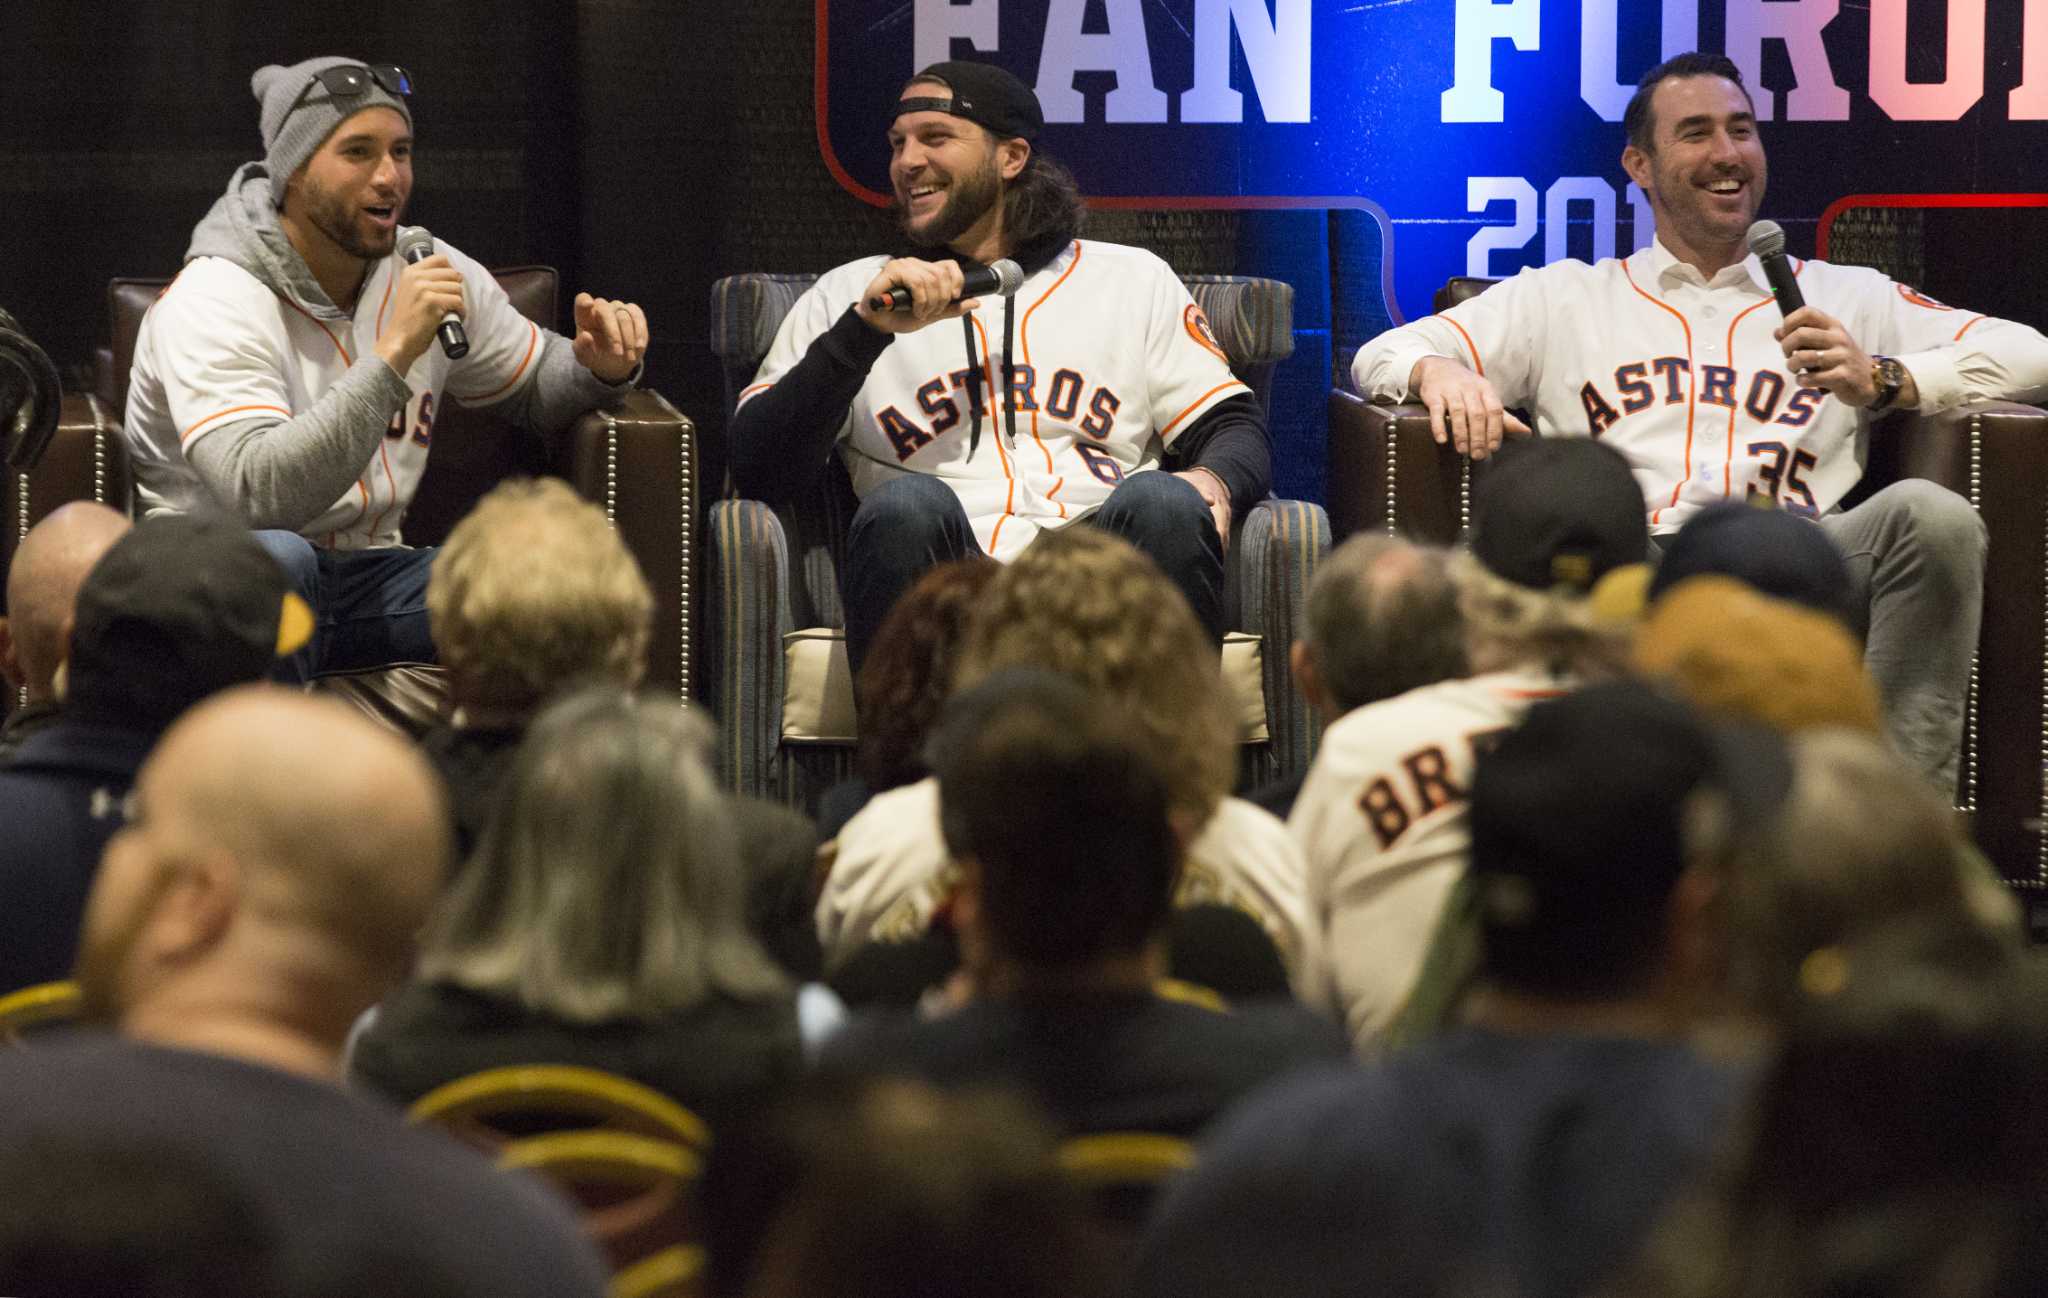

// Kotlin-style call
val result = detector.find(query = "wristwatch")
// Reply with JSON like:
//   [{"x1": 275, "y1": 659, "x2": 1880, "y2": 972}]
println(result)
[{"x1": 1868, "y1": 355, "x2": 1908, "y2": 415}]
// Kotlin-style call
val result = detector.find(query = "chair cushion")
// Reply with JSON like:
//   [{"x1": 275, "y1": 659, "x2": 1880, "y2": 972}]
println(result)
[{"x1": 781, "y1": 629, "x2": 1268, "y2": 745}]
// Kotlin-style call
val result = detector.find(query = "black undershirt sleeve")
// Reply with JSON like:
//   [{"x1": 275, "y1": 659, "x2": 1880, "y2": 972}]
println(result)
[
  {"x1": 728, "y1": 305, "x2": 893, "y2": 504},
  {"x1": 1162, "y1": 393, "x2": 1272, "y2": 516}
]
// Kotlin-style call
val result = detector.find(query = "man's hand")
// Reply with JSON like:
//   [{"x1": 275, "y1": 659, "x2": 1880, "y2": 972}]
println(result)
[
  {"x1": 374, "y1": 253, "x2": 465, "y2": 375},
  {"x1": 854, "y1": 258, "x2": 979, "y2": 335},
  {"x1": 1174, "y1": 468, "x2": 1232, "y2": 552},
  {"x1": 1775, "y1": 306, "x2": 1883, "y2": 405},
  {"x1": 573, "y1": 293, "x2": 649, "y2": 384},
  {"x1": 1410, "y1": 355, "x2": 1530, "y2": 459}
]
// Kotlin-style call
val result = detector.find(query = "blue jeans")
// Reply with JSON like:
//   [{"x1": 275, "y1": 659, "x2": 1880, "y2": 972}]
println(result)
[
  {"x1": 840, "y1": 471, "x2": 1225, "y2": 679},
  {"x1": 253, "y1": 532, "x2": 439, "y2": 685}
]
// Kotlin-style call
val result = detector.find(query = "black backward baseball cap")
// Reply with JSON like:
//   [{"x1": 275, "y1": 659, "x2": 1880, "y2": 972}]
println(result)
[
  {"x1": 897, "y1": 61, "x2": 1043, "y2": 141},
  {"x1": 1471, "y1": 437, "x2": 1648, "y2": 592}
]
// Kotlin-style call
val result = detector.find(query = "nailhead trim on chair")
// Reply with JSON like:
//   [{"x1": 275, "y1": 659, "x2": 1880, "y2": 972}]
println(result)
[
  {"x1": 663, "y1": 391, "x2": 696, "y2": 704},
  {"x1": 12, "y1": 469, "x2": 25, "y2": 710},
  {"x1": 1960, "y1": 410, "x2": 1981, "y2": 818},
  {"x1": 1383, "y1": 419, "x2": 1399, "y2": 536},
  {"x1": 88, "y1": 395, "x2": 110, "y2": 505}
]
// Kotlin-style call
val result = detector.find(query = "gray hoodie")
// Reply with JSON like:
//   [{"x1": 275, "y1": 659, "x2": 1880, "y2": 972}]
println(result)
[{"x1": 175, "y1": 163, "x2": 626, "y2": 533}]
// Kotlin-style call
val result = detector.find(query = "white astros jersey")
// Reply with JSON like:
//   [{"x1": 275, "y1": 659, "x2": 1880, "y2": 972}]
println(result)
[
  {"x1": 741, "y1": 239, "x2": 1251, "y2": 560},
  {"x1": 1354, "y1": 240, "x2": 2048, "y2": 533},
  {"x1": 1288, "y1": 666, "x2": 1572, "y2": 1049},
  {"x1": 125, "y1": 241, "x2": 544, "y2": 549}
]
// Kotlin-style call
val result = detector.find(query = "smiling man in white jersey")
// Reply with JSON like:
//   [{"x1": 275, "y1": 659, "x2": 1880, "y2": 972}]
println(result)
[
  {"x1": 1353, "y1": 51, "x2": 2048, "y2": 792},
  {"x1": 123, "y1": 57, "x2": 649, "y2": 682},
  {"x1": 731, "y1": 60, "x2": 1271, "y2": 677}
]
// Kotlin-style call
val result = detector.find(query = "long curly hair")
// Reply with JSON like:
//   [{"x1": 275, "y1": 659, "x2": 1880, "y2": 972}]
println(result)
[
  {"x1": 856, "y1": 557, "x2": 1000, "y2": 792},
  {"x1": 950, "y1": 526, "x2": 1237, "y2": 825}
]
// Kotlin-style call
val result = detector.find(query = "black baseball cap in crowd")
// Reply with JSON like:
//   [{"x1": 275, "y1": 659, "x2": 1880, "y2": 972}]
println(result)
[
  {"x1": 65, "y1": 513, "x2": 314, "y2": 730},
  {"x1": 1471, "y1": 437, "x2": 1648, "y2": 592},
  {"x1": 1468, "y1": 679, "x2": 1790, "y2": 995},
  {"x1": 1647, "y1": 498, "x2": 1856, "y2": 625},
  {"x1": 898, "y1": 61, "x2": 1044, "y2": 141}
]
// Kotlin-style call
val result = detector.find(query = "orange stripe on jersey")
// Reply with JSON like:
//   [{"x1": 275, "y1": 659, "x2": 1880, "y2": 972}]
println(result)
[
  {"x1": 1954, "y1": 315, "x2": 1989, "y2": 341},
  {"x1": 968, "y1": 313, "x2": 1019, "y2": 548},
  {"x1": 181, "y1": 404, "x2": 291, "y2": 444},
  {"x1": 1018, "y1": 241, "x2": 1084, "y2": 478},
  {"x1": 1721, "y1": 297, "x2": 1776, "y2": 497},
  {"x1": 1621, "y1": 261, "x2": 1697, "y2": 522},
  {"x1": 280, "y1": 295, "x2": 353, "y2": 364},
  {"x1": 736, "y1": 381, "x2": 773, "y2": 406},
  {"x1": 1442, "y1": 316, "x2": 1485, "y2": 376},
  {"x1": 460, "y1": 321, "x2": 539, "y2": 402},
  {"x1": 1161, "y1": 381, "x2": 1250, "y2": 441}
]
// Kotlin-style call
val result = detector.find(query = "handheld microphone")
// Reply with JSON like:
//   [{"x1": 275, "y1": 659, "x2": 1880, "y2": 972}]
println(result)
[
  {"x1": 868, "y1": 258, "x2": 1024, "y2": 313},
  {"x1": 394, "y1": 227, "x2": 470, "y2": 359},
  {"x1": 1746, "y1": 221, "x2": 1804, "y2": 318}
]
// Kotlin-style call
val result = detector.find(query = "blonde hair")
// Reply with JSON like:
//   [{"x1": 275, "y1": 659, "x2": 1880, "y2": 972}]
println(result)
[
  {"x1": 1451, "y1": 550, "x2": 1636, "y2": 679},
  {"x1": 428, "y1": 479, "x2": 653, "y2": 713},
  {"x1": 951, "y1": 527, "x2": 1236, "y2": 823}
]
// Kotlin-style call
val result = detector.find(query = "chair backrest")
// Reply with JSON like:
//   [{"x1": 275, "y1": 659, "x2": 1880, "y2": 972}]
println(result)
[
  {"x1": 497, "y1": 1129, "x2": 704, "y2": 1281},
  {"x1": 1058, "y1": 1131, "x2": 1197, "y2": 1235},
  {"x1": 102, "y1": 267, "x2": 560, "y2": 546},
  {"x1": 408, "y1": 1064, "x2": 713, "y2": 1155},
  {"x1": 0, "y1": 980, "x2": 81, "y2": 1046},
  {"x1": 1433, "y1": 276, "x2": 1499, "y2": 314}
]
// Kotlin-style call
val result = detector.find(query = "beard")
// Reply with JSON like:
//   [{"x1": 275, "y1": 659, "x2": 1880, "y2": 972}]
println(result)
[
  {"x1": 302, "y1": 176, "x2": 402, "y2": 261},
  {"x1": 897, "y1": 152, "x2": 1003, "y2": 250}
]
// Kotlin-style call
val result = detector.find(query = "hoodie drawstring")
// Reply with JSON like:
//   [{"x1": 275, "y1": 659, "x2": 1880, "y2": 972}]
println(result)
[{"x1": 960, "y1": 295, "x2": 1018, "y2": 462}]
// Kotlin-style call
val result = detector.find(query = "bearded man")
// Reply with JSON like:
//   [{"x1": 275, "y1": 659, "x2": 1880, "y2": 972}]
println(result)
[
  {"x1": 122, "y1": 57, "x2": 649, "y2": 681},
  {"x1": 731, "y1": 61, "x2": 1270, "y2": 675},
  {"x1": 1352, "y1": 51, "x2": 2048, "y2": 792}
]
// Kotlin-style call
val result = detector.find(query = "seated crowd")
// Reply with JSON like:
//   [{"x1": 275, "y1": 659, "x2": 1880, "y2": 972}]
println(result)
[{"x1": 0, "y1": 428, "x2": 2038, "y2": 1298}]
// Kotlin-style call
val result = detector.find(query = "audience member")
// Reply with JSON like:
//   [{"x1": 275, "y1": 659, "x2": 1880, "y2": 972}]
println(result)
[
  {"x1": 1647, "y1": 498, "x2": 1856, "y2": 623},
  {"x1": 821, "y1": 669, "x2": 1345, "y2": 1135},
  {"x1": 122, "y1": 57, "x2": 645, "y2": 681},
  {"x1": 352, "y1": 687, "x2": 805, "y2": 1124},
  {"x1": 1289, "y1": 436, "x2": 1645, "y2": 1049},
  {"x1": 1247, "y1": 533, "x2": 1464, "y2": 817},
  {"x1": 1720, "y1": 728, "x2": 2022, "y2": 1025},
  {"x1": 1609, "y1": 916, "x2": 2048, "y2": 1298},
  {"x1": 0, "y1": 513, "x2": 309, "y2": 993},
  {"x1": 704, "y1": 1077, "x2": 1114, "y2": 1298},
  {"x1": 817, "y1": 556, "x2": 999, "y2": 839},
  {"x1": 423, "y1": 476, "x2": 654, "y2": 855},
  {"x1": 820, "y1": 527, "x2": 1310, "y2": 978},
  {"x1": 0, "y1": 502, "x2": 129, "y2": 764},
  {"x1": 0, "y1": 686, "x2": 608, "y2": 1297},
  {"x1": 1139, "y1": 681, "x2": 1762, "y2": 1298}
]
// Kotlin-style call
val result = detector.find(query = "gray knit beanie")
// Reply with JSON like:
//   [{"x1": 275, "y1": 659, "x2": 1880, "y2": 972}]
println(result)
[{"x1": 251, "y1": 57, "x2": 414, "y2": 208}]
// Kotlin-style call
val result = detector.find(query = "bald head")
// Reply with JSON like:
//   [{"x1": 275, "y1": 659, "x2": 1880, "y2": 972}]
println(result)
[
  {"x1": 79, "y1": 686, "x2": 450, "y2": 1047},
  {"x1": 2, "y1": 503, "x2": 129, "y2": 697}
]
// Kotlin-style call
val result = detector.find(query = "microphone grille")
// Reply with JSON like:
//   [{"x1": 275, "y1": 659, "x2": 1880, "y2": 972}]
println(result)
[
  {"x1": 990, "y1": 259, "x2": 1025, "y2": 296},
  {"x1": 394, "y1": 226, "x2": 434, "y2": 260},
  {"x1": 1746, "y1": 220, "x2": 1786, "y2": 257}
]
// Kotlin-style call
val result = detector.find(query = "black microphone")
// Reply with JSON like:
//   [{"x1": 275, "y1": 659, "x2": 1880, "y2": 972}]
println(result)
[
  {"x1": 1746, "y1": 220, "x2": 1805, "y2": 317},
  {"x1": 867, "y1": 258, "x2": 1024, "y2": 313},
  {"x1": 394, "y1": 226, "x2": 470, "y2": 359}
]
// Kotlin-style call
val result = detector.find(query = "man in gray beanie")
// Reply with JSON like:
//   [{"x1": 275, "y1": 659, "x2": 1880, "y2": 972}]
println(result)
[{"x1": 120, "y1": 57, "x2": 651, "y2": 682}]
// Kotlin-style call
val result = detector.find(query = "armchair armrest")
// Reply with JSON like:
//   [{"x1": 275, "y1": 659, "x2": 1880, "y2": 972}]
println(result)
[
  {"x1": 1326, "y1": 388, "x2": 1471, "y2": 544},
  {"x1": 708, "y1": 498, "x2": 797, "y2": 797},
  {"x1": 561, "y1": 390, "x2": 697, "y2": 704},
  {"x1": 1233, "y1": 498, "x2": 1331, "y2": 781}
]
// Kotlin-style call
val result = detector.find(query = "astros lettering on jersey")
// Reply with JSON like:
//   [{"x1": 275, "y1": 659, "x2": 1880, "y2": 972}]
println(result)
[
  {"x1": 742, "y1": 239, "x2": 1250, "y2": 560},
  {"x1": 1354, "y1": 239, "x2": 2041, "y2": 533},
  {"x1": 125, "y1": 240, "x2": 541, "y2": 549}
]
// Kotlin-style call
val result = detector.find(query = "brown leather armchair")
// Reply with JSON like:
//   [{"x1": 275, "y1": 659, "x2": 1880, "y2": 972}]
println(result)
[
  {"x1": 3, "y1": 267, "x2": 697, "y2": 730},
  {"x1": 1328, "y1": 277, "x2": 2048, "y2": 886}
]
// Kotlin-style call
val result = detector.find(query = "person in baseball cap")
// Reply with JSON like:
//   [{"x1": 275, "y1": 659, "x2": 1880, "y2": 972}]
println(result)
[
  {"x1": 1647, "y1": 498, "x2": 1857, "y2": 625},
  {"x1": 0, "y1": 512, "x2": 312, "y2": 995}
]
